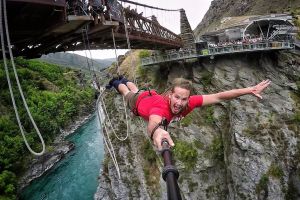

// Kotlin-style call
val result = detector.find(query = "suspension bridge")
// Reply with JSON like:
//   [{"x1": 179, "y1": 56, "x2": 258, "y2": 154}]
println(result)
[
  {"x1": 4, "y1": 0, "x2": 186, "y2": 58},
  {"x1": 2, "y1": 0, "x2": 297, "y2": 62}
]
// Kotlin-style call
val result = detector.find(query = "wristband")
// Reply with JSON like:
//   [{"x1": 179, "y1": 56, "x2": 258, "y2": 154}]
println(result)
[{"x1": 150, "y1": 124, "x2": 161, "y2": 140}]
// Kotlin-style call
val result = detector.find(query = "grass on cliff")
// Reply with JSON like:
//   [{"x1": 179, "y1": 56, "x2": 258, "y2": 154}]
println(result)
[
  {"x1": 0, "y1": 57, "x2": 94, "y2": 199},
  {"x1": 256, "y1": 163, "x2": 284, "y2": 195},
  {"x1": 204, "y1": 135, "x2": 225, "y2": 164},
  {"x1": 173, "y1": 140, "x2": 198, "y2": 170},
  {"x1": 180, "y1": 106, "x2": 215, "y2": 128},
  {"x1": 141, "y1": 139, "x2": 160, "y2": 197}
]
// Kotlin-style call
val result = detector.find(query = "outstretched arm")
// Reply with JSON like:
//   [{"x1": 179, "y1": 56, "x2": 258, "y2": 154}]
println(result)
[
  {"x1": 147, "y1": 115, "x2": 174, "y2": 150},
  {"x1": 202, "y1": 80, "x2": 271, "y2": 106}
]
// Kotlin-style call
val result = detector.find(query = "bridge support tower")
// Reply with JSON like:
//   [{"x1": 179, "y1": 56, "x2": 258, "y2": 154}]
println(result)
[{"x1": 180, "y1": 9, "x2": 196, "y2": 51}]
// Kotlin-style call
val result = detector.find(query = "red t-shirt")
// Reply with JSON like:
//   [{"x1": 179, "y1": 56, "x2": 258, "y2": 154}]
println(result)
[{"x1": 136, "y1": 90, "x2": 203, "y2": 124}]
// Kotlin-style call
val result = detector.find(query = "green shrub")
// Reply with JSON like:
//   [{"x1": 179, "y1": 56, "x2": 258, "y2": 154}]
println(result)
[
  {"x1": 206, "y1": 136, "x2": 224, "y2": 162},
  {"x1": 296, "y1": 80, "x2": 300, "y2": 94},
  {"x1": 137, "y1": 65, "x2": 148, "y2": 80},
  {"x1": 138, "y1": 50, "x2": 151, "y2": 58},
  {"x1": 203, "y1": 106, "x2": 215, "y2": 125},
  {"x1": 180, "y1": 113, "x2": 193, "y2": 127},
  {"x1": 142, "y1": 140, "x2": 157, "y2": 163},
  {"x1": 256, "y1": 174, "x2": 269, "y2": 194},
  {"x1": 173, "y1": 141, "x2": 198, "y2": 170},
  {"x1": 268, "y1": 163, "x2": 284, "y2": 179},
  {"x1": 293, "y1": 111, "x2": 300, "y2": 123},
  {"x1": 201, "y1": 71, "x2": 214, "y2": 85},
  {"x1": 193, "y1": 139, "x2": 204, "y2": 149},
  {"x1": 0, "y1": 171, "x2": 16, "y2": 195}
]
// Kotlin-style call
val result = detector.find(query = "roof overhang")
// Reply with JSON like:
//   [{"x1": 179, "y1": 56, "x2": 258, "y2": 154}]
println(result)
[{"x1": 243, "y1": 19, "x2": 294, "y2": 39}]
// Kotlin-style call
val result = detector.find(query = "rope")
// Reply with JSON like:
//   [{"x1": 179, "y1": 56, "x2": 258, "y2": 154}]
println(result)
[
  {"x1": 110, "y1": 17, "x2": 120, "y2": 75},
  {"x1": 103, "y1": 14, "x2": 130, "y2": 141},
  {"x1": 0, "y1": 0, "x2": 45, "y2": 156},
  {"x1": 81, "y1": 29, "x2": 92, "y2": 76},
  {"x1": 100, "y1": 94, "x2": 129, "y2": 141},
  {"x1": 79, "y1": 20, "x2": 123, "y2": 178},
  {"x1": 83, "y1": 27, "x2": 101, "y2": 89},
  {"x1": 84, "y1": 28, "x2": 98, "y2": 75},
  {"x1": 118, "y1": 0, "x2": 180, "y2": 12},
  {"x1": 96, "y1": 91, "x2": 121, "y2": 179}
]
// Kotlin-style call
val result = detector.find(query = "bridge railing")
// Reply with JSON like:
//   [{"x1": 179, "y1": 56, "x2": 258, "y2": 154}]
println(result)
[
  {"x1": 124, "y1": 8, "x2": 182, "y2": 45},
  {"x1": 141, "y1": 41, "x2": 294, "y2": 66},
  {"x1": 205, "y1": 41, "x2": 293, "y2": 55}
]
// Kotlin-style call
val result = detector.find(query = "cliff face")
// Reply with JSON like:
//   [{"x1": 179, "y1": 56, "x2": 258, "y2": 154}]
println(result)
[
  {"x1": 94, "y1": 50, "x2": 300, "y2": 199},
  {"x1": 194, "y1": 0, "x2": 300, "y2": 36}
]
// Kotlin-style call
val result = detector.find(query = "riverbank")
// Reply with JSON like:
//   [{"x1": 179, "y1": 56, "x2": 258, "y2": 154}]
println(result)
[
  {"x1": 20, "y1": 114, "x2": 104, "y2": 200},
  {"x1": 17, "y1": 110, "x2": 95, "y2": 192}
]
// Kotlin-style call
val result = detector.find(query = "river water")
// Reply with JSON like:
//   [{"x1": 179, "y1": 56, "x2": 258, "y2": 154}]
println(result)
[{"x1": 21, "y1": 115, "x2": 104, "y2": 200}]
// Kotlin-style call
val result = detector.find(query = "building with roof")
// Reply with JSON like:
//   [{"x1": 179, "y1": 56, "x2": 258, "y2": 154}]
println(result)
[{"x1": 198, "y1": 14, "x2": 296, "y2": 45}]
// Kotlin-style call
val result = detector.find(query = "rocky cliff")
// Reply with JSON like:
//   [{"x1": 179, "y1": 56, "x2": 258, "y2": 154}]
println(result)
[
  {"x1": 194, "y1": 0, "x2": 300, "y2": 37},
  {"x1": 94, "y1": 49, "x2": 300, "y2": 199}
]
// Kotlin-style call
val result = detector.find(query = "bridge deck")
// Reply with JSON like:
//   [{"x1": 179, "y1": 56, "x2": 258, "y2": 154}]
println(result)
[{"x1": 141, "y1": 41, "x2": 295, "y2": 66}]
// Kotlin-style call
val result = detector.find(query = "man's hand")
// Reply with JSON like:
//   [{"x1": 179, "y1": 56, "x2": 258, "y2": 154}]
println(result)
[
  {"x1": 250, "y1": 79, "x2": 271, "y2": 99},
  {"x1": 152, "y1": 128, "x2": 175, "y2": 151}
]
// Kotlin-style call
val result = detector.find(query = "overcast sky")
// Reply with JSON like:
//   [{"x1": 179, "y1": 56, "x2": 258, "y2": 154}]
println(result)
[{"x1": 73, "y1": 0, "x2": 212, "y2": 59}]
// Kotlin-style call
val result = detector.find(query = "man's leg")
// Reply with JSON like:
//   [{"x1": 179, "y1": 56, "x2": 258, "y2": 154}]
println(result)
[
  {"x1": 108, "y1": 76, "x2": 140, "y2": 114},
  {"x1": 126, "y1": 82, "x2": 138, "y2": 93},
  {"x1": 107, "y1": 76, "x2": 139, "y2": 95},
  {"x1": 118, "y1": 76, "x2": 139, "y2": 93},
  {"x1": 117, "y1": 84, "x2": 130, "y2": 97}
]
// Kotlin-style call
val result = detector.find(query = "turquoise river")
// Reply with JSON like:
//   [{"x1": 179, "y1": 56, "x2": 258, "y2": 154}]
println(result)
[{"x1": 21, "y1": 115, "x2": 104, "y2": 200}]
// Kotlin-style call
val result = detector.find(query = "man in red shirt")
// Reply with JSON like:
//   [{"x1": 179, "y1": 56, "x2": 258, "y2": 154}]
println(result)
[{"x1": 107, "y1": 76, "x2": 271, "y2": 150}]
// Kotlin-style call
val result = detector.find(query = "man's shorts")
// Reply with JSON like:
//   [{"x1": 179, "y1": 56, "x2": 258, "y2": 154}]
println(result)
[{"x1": 125, "y1": 91, "x2": 140, "y2": 112}]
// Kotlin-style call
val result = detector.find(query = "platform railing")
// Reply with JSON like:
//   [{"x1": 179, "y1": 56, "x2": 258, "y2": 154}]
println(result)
[{"x1": 141, "y1": 41, "x2": 294, "y2": 66}]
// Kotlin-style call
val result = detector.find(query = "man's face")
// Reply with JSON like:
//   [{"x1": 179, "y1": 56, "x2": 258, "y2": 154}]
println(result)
[{"x1": 169, "y1": 87, "x2": 190, "y2": 115}]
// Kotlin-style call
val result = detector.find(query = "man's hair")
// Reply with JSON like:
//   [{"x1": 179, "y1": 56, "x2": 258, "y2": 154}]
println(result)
[{"x1": 170, "y1": 78, "x2": 193, "y2": 93}]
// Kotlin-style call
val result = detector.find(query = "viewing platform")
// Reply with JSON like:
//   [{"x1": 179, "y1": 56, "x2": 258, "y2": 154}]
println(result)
[{"x1": 141, "y1": 41, "x2": 294, "y2": 66}]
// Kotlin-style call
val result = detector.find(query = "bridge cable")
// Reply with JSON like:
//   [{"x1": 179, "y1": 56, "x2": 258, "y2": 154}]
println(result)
[
  {"x1": 0, "y1": 0, "x2": 45, "y2": 156},
  {"x1": 118, "y1": 0, "x2": 180, "y2": 12}
]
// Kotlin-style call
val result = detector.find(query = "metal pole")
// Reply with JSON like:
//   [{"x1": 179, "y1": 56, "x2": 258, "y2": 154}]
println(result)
[
  {"x1": 160, "y1": 119, "x2": 182, "y2": 200},
  {"x1": 161, "y1": 140, "x2": 182, "y2": 200}
]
